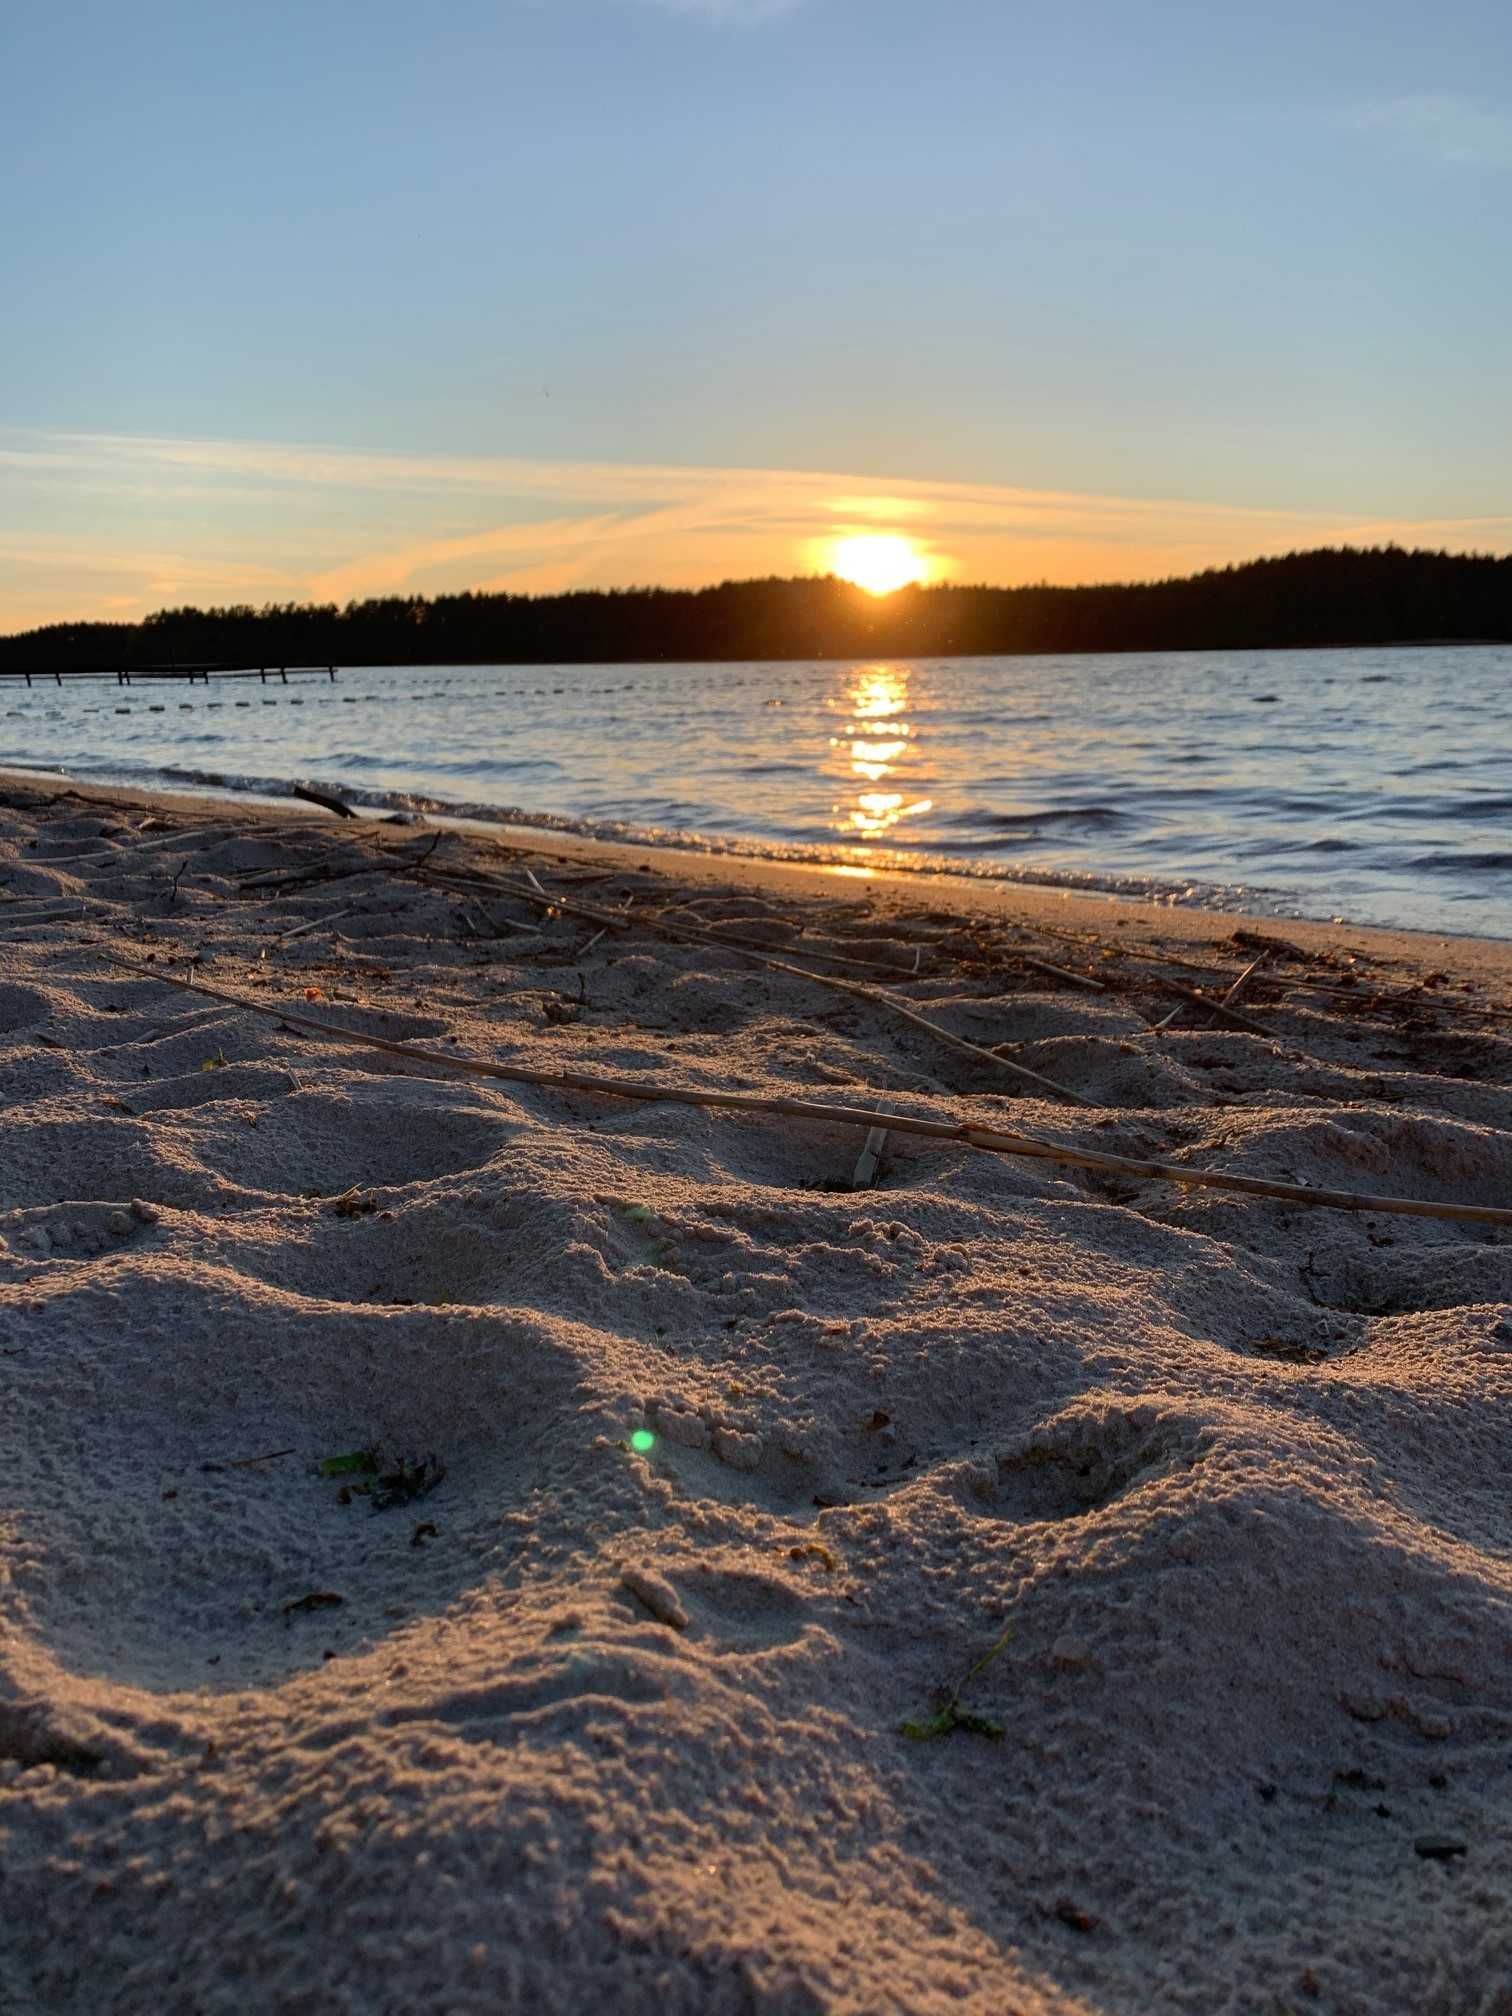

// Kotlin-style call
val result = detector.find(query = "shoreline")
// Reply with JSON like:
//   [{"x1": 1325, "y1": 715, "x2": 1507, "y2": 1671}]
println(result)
[
  {"x1": 3, "y1": 770, "x2": 1511, "y2": 2013},
  {"x1": 9, "y1": 765, "x2": 1512, "y2": 981},
  {"x1": 8, "y1": 627, "x2": 1509, "y2": 945}
]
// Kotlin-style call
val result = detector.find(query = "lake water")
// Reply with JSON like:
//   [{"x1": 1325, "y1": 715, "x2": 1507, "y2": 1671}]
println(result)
[{"x1": 4, "y1": 645, "x2": 1509, "y2": 937}]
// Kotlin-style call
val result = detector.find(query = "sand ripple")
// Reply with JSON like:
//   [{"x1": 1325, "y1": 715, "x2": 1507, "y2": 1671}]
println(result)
[{"x1": 2, "y1": 783, "x2": 1511, "y2": 2014}]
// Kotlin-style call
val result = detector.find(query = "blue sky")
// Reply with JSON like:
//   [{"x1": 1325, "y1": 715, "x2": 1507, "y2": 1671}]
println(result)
[{"x1": 3, "y1": 0, "x2": 1510, "y2": 627}]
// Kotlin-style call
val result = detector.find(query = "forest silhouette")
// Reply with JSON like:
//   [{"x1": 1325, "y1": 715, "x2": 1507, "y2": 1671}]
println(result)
[{"x1": 4, "y1": 545, "x2": 1510, "y2": 672}]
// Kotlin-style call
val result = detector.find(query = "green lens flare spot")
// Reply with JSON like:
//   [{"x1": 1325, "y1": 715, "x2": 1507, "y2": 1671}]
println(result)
[{"x1": 630, "y1": 1429, "x2": 657, "y2": 1455}]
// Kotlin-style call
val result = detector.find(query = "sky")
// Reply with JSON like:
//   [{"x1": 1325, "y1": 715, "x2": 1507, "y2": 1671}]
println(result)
[{"x1": 3, "y1": 0, "x2": 1511, "y2": 631}]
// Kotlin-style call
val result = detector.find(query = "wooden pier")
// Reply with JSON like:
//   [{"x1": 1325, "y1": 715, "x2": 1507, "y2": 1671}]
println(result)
[{"x1": 0, "y1": 662, "x2": 339, "y2": 689}]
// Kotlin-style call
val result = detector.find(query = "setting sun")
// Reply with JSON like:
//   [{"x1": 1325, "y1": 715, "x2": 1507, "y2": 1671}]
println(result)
[{"x1": 828, "y1": 533, "x2": 927, "y2": 596}]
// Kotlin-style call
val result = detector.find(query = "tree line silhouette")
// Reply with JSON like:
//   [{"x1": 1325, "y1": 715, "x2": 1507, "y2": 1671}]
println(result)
[{"x1": 4, "y1": 545, "x2": 1510, "y2": 672}]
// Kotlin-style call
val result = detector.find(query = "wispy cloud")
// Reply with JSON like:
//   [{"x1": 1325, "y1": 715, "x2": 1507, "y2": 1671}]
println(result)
[
  {"x1": 4, "y1": 427, "x2": 1511, "y2": 630},
  {"x1": 10, "y1": 429, "x2": 1350, "y2": 526},
  {"x1": 637, "y1": 0, "x2": 805, "y2": 22},
  {"x1": 1342, "y1": 93, "x2": 1512, "y2": 169},
  {"x1": 0, "y1": 525, "x2": 302, "y2": 631}
]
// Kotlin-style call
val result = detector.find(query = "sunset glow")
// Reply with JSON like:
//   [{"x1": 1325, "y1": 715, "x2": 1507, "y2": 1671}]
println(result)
[
  {"x1": 7, "y1": 433, "x2": 1510, "y2": 633},
  {"x1": 828, "y1": 534, "x2": 927, "y2": 596}
]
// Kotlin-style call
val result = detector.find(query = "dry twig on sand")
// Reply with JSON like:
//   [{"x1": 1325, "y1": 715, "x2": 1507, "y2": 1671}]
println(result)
[
  {"x1": 291, "y1": 783, "x2": 356, "y2": 819},
  {"x1": 852, "y1": 1110, "x2": 891, "y2": 1190},
  {"x1": 1153, "y1": 955, "x2": 1266, "y2": 1035},
  {"x1": 1146, "y1": 975, "x2": 1274, "y2": 1039},
  {"x1": 1020, "y1": 955, "x2": 1107, "y2": 993},
  {"x1": 269, "y1": 905, "x2": 357, "y2": 946}
]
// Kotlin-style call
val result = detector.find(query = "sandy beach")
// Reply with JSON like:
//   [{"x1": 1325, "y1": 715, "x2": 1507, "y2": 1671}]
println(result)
[{"x1": 2, "y1": 769, "x2": 1510, "y2": 2015}]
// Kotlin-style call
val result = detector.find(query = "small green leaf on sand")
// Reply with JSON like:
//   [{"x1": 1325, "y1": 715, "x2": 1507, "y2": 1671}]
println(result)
[
  {"x1": 901, "y1": 1703, "x2": 1006, "y2": 1742},
  {"x1": 901, "y1": 1625, "x2": 1013, "y2": 1743},
  {"x1": 319, "y1": 1447, "x2": 381, "y2": 1478}
]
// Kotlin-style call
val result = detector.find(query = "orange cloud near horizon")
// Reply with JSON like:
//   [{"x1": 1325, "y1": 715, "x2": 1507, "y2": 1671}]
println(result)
[{"x1": 3, "y1": 430, "x2": 1512, "y2": 633}]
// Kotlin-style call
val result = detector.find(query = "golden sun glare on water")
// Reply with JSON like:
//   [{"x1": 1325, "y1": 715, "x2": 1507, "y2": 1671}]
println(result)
[
  {"x1": 831, "y1": 663, "x2": 933, "y2": 842},
  {"x1": 828, "y1": 533, "x2": 927, "y2": 596}
]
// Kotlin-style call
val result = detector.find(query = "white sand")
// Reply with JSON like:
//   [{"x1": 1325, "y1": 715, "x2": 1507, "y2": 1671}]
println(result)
[{"x1": 2, "y1": 774, "x2": 1510, "y2": 2015}]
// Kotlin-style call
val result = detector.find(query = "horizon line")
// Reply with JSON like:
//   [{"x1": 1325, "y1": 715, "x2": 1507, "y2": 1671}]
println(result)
[{"x1": 6, "y1": 538, "x2": 1512, "y2": 645}]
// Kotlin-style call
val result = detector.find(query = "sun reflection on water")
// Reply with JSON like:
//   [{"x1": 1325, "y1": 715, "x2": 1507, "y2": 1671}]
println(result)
[{"x1": 827, "y1": 664, "x2": 933, "y2": 842}]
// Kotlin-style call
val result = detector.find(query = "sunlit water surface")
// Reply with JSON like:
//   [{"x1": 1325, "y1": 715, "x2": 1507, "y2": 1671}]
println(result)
[{"x1": 5, "y1": 645, "x2": 1509, "y2": 936}]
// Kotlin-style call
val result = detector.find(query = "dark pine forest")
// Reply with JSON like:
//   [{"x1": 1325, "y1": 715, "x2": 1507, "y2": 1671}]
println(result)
[{"x1": 4, "y1": 546, "x2": 1510, "y2": 673}]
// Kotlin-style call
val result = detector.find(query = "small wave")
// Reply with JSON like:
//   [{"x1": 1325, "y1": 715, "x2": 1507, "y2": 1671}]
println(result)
[
  {"x1": 1408, "y1": 850, "x2": 1512, "y2": 874},
  {"x1": 386, "y1": 756, "x2": 564, "y2": 780},
  {"x1": 1354, "y1": 792, "x2": 1512, "y2": 824},
  {"x1": 970, "y1": 805, "x2": 1134, "y2": 835}
]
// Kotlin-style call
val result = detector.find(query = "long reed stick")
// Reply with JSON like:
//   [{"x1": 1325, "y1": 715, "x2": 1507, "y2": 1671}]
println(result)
[
  {"x1": 100, "y1": 955, "x2": 1512, "y2": 1228},
  {"x1": 708, "y1": 943, "x2": 1090, "y2": 1105}
]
